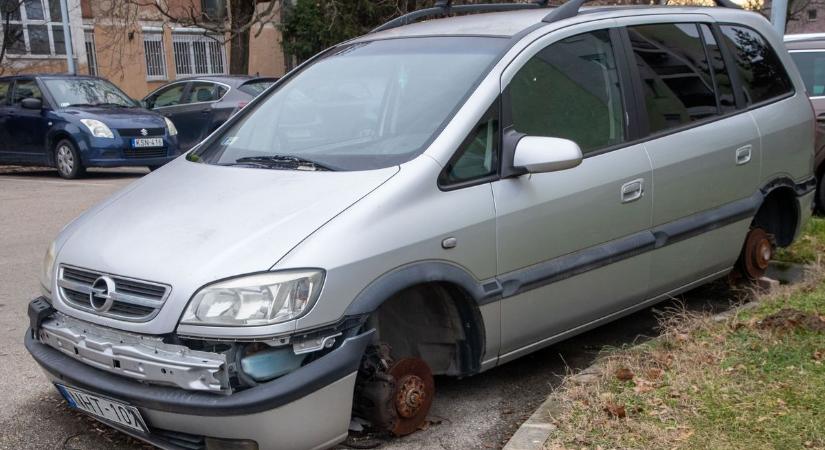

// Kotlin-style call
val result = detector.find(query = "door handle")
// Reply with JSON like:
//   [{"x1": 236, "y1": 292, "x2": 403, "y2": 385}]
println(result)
[
  {"x1": 735, "y1": 145, "x2": 752, "y2": 165},
  {"x1": 620, "y1": 178, "x2": 644, "y2": 203}
]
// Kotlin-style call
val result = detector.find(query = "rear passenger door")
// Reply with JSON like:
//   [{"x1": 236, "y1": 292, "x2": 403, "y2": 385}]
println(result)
[
  {"x1": 621, "y1": 19, "x2": 762, "y2": 293},
  {"x1": 495, "y1": 27, "x2": 653, "y2": 358}
]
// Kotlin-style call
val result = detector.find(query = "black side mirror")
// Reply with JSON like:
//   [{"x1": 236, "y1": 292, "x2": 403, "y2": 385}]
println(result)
[{"x1": 21, "y1": 97, "x2": 43, "y2": 110}]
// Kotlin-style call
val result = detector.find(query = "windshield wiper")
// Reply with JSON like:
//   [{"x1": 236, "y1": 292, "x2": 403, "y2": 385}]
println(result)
[{"x1": 230, "y1": 155, "x2": 333, "y2": 171}]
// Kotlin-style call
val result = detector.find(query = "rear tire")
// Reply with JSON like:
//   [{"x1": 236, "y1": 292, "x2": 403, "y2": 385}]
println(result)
[{"x1": 54, "y1": 139, "x2": 85, "y2": 179}]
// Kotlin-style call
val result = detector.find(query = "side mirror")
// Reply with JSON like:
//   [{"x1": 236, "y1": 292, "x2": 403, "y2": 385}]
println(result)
[
  {"x1": 21, "y1": 97, "x2": 43, "y2": 110},
  {"x1": 513, "y1": 136, "x2": 583, "y2": 174}
]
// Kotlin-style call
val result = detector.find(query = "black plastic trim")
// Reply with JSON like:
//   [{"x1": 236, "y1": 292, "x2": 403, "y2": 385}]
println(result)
[
  {"x1": 651, "y1": 191, "x2": 763, "y2": 247},
  {"x1": 25, "y1": 326, "x2": 373, "y2": 416}
]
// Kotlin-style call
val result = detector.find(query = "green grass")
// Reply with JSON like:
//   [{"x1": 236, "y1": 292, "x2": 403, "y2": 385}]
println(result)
[{"x1": 775, "y1": 217, "x2": 825, "y2": 264}]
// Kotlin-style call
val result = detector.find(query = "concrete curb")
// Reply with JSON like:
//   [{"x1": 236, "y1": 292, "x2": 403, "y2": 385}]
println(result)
[{"x1": 501, "y1": 273, "x2": 787, "y2": 450}]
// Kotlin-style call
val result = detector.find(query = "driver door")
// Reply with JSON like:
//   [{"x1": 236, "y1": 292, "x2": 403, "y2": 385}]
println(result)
[{"x1": 494, "y1": 27, "x2": 653, "y2": 359}]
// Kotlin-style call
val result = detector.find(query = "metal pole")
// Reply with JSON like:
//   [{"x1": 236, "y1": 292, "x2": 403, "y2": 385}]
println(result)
[
  {"x1": 771, "y1": 0, "x2": 788, "y2": 37},
  {"x1": 59, "y1": 0, "x2": 75, "y2": 74}
]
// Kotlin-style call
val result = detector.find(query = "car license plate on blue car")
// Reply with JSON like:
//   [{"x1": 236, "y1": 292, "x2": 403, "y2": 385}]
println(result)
[
  {"x1": 56, "y1": 384, "x2": 147, "y2": 432},
  {"x1": 132, "y1": 138, "x2": 163, "y2": 148}
]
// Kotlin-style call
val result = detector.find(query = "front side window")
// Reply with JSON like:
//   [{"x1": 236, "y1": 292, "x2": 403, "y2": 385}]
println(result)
[
  {"x1": 189, "y1": 37, "x2": 508, "y2": 171},
  {"x1": 0, "y1": 81, "x2": 10, "y2": 104},
  {"x1": 508, "y1": 29, "x2": 625, "y2": 154},
  {"x1": 11, "y1": 79, "x2": 42, "y2": 104},
  {"x1": 629, "y1": 23, "x2": 717, "y2": 133},
  {"x1": 43, "y1": 78, "x2": 135, "y2": 108},
  {"x1": 789, "y1": 51, "x2": 825, "y2": 97},
  {"x1": 719, "y1": 25, "x2": 793, "y2": 105}
]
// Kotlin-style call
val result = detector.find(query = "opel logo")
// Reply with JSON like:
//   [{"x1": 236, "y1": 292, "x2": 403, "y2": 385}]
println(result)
[
  {"x1": 89, "y1": 276, "x2": 117, "y2": 313},
  {"x1": 140, "y1": 128, "x2": 148, "y2": 136}
]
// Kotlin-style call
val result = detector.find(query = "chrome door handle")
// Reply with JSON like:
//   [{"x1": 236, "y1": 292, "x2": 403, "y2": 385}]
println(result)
[
  {"x1": 736, "y1": 145, "x2": 752, "y2": 165},
  {"x1": 620, "y1": 178, "x2": 644, "y2": 203}
]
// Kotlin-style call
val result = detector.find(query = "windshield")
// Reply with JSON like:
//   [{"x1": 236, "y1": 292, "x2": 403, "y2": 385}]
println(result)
[
  {"x1": 44, "y1": 78, "x2": 136, "y2": 108},
  {"x1": 188, "y1": 37, "x2": 507, "y2": 171}
]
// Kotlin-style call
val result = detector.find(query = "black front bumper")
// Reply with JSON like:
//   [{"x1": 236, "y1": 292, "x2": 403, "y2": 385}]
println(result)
[{"x1": 25, "y1": 298, "x2": 372, "y2": 417}]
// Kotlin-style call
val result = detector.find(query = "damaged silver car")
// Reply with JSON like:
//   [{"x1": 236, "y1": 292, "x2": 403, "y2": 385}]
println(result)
[{"x1": 26, "y1": 0, "x2": 815, "y2": 449}]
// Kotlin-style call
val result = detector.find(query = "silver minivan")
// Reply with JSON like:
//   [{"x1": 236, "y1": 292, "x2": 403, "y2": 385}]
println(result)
[{"x1": 26, "y1": 2, "x2": 815, "y2": 449}]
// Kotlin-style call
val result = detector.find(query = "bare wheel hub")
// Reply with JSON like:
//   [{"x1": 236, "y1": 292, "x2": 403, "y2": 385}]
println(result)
[
  {"x1": 739, "y1": 227, "x2": 773, "y2": 280},
  {"x1": 388, "y1": 358, "x2": 434, "y2": 436}
]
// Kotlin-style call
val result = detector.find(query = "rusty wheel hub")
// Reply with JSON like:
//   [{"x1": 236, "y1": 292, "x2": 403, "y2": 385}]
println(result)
[
  {"x1": 738, "y1": 227, "x2": 773, "y2": 280},
  {"x1": 388, "y1": 358, "x2": 434, "y2": 436}
]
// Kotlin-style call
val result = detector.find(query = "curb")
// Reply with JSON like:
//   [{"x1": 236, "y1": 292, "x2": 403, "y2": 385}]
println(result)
[{"x1": 501, "y1": 274, "x2": 784, "y2": 450}]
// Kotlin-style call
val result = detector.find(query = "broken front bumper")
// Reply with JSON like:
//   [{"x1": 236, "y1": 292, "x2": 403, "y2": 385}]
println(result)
[{"x1": 25, "y1": 297, "x2": 372, "y2": 450}]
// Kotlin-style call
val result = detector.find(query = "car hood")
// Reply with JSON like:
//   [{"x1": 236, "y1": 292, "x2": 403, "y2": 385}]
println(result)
[
  {"x1": 54, "y1": 158, "x2": 399, "y2": 333},
  {"x1": 62, "y1": 106, "x2": 166, "y2": 129}
]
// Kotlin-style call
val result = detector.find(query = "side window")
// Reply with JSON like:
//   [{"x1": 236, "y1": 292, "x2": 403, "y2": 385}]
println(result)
[
  {"x1": 699, "y1": 24, "x2": 736, "y2": 113},
  {"x1": 11, "y1": 79, "x2": 43, "y2": 105},
  {"x1": 188, "y1": 82, "x2": 223, "y2": 103},
  {"x1": 508, "y1": 29, "x2": 625, "y2": 154},
  {"x1": 719, "y1": 25, "x2": 793, "y2": 105},
  {"x1": 789, "y1": 51, "x2": 825, "y2": 97},
  {"x1": 146, "y1": 83, "x2": 186, "y2": 108},
  {"x1": 628, "y1": 23, "x2": 717, "y2": 134},
  {"x1": 440, "y1": 104, "x2": 499, "y2": 185},
  {"x1": 0, "y1": 81, "x2": 9, "y2": 105}
]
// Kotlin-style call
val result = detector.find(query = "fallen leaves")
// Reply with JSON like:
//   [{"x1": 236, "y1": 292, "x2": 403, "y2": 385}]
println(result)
[
  {"x1": 603, "y1": 401, "x2": 626, "y2": 419},
  {"x1": 615, "y1": 367, "x2": 634, "y2": 381}
]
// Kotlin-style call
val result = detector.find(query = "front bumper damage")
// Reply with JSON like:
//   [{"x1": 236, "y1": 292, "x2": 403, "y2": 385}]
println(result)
[{"x1": 25, "y1": 297, "x2": 373, "y2": 450}]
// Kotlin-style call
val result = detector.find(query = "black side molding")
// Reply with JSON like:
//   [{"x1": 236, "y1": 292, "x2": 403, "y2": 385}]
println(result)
[{"x1": 26, "y1": 327, "x2": 373, "y2": 416}]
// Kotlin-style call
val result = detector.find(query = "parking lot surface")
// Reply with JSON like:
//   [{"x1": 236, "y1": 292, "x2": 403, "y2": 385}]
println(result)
[{"x1": 0, "y1": 166, "x2": 738, "y2": 450}]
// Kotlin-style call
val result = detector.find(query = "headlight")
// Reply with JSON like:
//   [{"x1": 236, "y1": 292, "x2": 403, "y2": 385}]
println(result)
[
  {"x1": 80, "y1": 119, "x2": 114, "y2": 138},
  {"x1": 40, "y1": 241, "x2": 57, "y2": 296},
  {"x1": 164, "y1": 117, "x2": 178, "y2": 136},
  {"x1": 181, "y1": 270, "x2": 324, "y2": 326}
]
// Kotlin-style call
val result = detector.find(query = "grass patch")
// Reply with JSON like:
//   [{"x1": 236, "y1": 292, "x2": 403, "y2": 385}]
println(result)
[
  {"x1": 775, "y1": 217, "x2": 825, "y2": 264},
  {"x1": 544, "y1": 227, "x2": 825, "y2": 450}
]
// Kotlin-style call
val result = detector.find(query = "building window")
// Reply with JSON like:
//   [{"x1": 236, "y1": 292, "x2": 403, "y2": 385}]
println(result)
[
  {"x1": 143, "y1": 30, "x2": 168, "y2": 80},
  {"x1": 1, "y1": 0, "x2": 66, "y2": 56},
  {"x1": 84, "y1": 28, "x2": 97, "y2": 76},
  {"x1": 808, "y1": 9, "x2": 818, "y2": 21},
  {"x1": 172, "y1": 31, "x2": 226, "y2": 76}
]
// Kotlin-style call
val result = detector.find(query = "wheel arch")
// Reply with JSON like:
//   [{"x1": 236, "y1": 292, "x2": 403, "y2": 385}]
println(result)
[
  {"x1": 47, "y1": 131, "x2": 79, "y2": 166},
  {"x1": 755, "y1": 177, "x2": 805, "y2": 247}
]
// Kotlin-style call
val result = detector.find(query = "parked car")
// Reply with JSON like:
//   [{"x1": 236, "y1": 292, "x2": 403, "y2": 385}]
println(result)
[
  {"x1": 142, "y1": 75, "x2": 277, "y2": 151},
  {"x1": 0, "y1": 74, "x2": 180, "y2": 179},
  {"x1": 25, "y1": 2, "x2": 814, "y2": 449},
  {"x1": 785, "y1": 33, "x2": 825, "y2": 211}
]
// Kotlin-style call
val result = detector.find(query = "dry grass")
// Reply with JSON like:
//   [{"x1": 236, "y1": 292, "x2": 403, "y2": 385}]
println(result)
[{"x1": 544, "y1": 263, "x2": 825, "y2": 450}]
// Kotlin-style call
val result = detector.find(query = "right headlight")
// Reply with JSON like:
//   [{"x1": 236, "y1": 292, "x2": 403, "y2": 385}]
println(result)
[
  {"x1": 80, "y1": 119, "x2": 114, "y2": 138},
  {"x1": 180, "y1": 270, "x2": 324, "y2": 327}
]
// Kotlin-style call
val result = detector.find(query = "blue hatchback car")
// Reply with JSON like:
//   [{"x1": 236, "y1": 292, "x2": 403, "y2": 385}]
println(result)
[{"x1": 0, "y1": 74, "x2": 180, "y2": 178}]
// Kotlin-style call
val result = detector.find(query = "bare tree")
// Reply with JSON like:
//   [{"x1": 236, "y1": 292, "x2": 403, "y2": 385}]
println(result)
[{"x1": 0, "y1": 0, "x2": 25, "y2": 75}]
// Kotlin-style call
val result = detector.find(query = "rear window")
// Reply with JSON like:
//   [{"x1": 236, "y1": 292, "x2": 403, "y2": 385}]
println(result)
[
  {"x1": 789, "y1": 51, "x2": 825, "y2": 97},
  {"x1": 239, "y1": 80, "x2": 275, "y2": 96},
  {"x1": 719, "y1": 25, "x2": 793, "y2": 105}
]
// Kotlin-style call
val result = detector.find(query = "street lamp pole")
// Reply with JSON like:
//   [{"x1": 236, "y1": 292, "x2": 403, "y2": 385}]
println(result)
[
  {"x1": 771, "y1": 0, "x2": 788, "y2": 36},
  {"x1": 59, "y1": 0, "x2": 75, "y2": 74}
]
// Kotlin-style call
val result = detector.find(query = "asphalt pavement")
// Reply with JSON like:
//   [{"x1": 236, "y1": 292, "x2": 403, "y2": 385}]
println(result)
[{"x1": 0, "y1": 165, "x2": 740, "y2": 450}]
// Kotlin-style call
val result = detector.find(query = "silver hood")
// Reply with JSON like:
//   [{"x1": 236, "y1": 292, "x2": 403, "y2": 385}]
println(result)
[{"x1": 52, "y1": 158, "x2": 399, "y2": 334}]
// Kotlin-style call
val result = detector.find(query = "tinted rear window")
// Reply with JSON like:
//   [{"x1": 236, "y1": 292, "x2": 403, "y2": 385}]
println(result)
[
  {"x1": 789, "y1": 51, "x2": 825, "y2": 97},
  {"x1": 719, "y1": 25, "x2": 793, "y2": 105}
]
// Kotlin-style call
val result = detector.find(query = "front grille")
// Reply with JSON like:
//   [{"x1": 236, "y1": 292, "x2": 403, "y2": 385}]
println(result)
[
  {"x1": 58, "y1": 265, "x2": 170, "y2": 322},
  {"x1": 117, "y1": 127, "x2": 164, "y2": 137},
  {"x1": 124, "y1": 148, "x2": 168, "y2": 159}
]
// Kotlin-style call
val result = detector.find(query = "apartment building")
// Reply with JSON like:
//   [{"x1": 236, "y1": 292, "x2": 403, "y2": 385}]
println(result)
[{"x1": 1, "y1": 0, "x2": 287, "y2": 98}]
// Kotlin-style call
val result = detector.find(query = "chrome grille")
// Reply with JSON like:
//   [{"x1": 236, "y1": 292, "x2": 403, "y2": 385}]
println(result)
[{"x1": 58, "y1": 265, "x2": 171, "y2": 322}]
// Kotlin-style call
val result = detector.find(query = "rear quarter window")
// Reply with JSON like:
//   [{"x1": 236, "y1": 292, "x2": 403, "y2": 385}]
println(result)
[{"x1": 719, "y1": 25, "x2": 793, "y2": 105}]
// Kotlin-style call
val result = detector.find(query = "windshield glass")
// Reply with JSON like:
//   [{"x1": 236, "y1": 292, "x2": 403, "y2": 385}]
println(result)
[
  {"x1": 188, "y1": 37, "x2": 507, "y2": 171},
  {"x1": 44, "y1": 78, "x2": 136, "y2": 108}
]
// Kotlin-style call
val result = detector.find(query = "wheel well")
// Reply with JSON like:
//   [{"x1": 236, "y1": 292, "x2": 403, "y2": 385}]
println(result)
[
  {"x1": 48, "y1": 133, "x2": 74, "y2": 165},
  {"x1": 366, "y1": 282, "x2": 485, "y2": 377},
  {"x1": 753, "y1": 186, "x2": 799, "y2": 248}
]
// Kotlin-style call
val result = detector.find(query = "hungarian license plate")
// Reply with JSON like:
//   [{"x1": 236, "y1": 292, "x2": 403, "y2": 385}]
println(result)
[
  {"x1": 56, "y1": 384, "x2": 147, "y2": 432},
  {"x1": 132, "y1": 138, "x2": 163, "y2": 148}
]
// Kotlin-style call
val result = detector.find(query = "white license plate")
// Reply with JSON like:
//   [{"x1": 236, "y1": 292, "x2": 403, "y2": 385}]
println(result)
[
  {"x1": 132, "y1": 138, "x2": 163, "y2": 148},
  {"x1": 56, "y1": 384, "x2": 147, "y2": 432}
]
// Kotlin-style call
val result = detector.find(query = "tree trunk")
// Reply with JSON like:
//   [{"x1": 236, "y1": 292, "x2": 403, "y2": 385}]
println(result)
[{"x1": 228, "y1": 0, "x2": 255, "y2": 74}]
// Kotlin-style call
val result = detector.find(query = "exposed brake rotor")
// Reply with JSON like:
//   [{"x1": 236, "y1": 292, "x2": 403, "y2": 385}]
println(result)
[
  {"x1": 737, "y1": 227, "x2": 773, "y2": 280},
  {"x1": 387, "y1": 357, "x2": 434, "y2": 436}
]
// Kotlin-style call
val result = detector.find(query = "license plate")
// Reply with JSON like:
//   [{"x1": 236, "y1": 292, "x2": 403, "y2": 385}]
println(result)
[
  {"x1": 132, "y1": 138, "x2": 163, "y2": 148},
  {"x1": 56, "y1": 384, "x2": 147, "y2": 432}
]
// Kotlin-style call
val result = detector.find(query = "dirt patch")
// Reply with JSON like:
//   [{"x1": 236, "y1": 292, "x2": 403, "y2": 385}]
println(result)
[{"x1": 757, "y1": 308, "x2": 825, "y2": 333}]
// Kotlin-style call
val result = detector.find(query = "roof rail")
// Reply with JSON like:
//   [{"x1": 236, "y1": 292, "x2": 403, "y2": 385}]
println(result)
[
  {"x1": 372, "y1": 0, "x2": 550, "y2": 33},
  {"x1": 542, "y1": 0, "x2": 740, "y2": 23}
]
